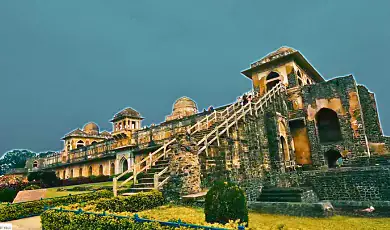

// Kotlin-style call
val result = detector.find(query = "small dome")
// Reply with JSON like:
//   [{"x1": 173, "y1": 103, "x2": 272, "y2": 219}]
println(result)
[
  {"x1": 83, "y1": 122, "x2": 99, "y2": 134},
  {"x1": 112, "y1": 107, "x2": 142, "y2": 122},
  {"x1": 173, "y1": 96, "x2": 197, "y2": 112}
]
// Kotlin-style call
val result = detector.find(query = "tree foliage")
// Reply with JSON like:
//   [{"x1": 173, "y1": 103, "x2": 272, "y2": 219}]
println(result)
[{"x1": 0, "y1": 149, "x2": 36, "y2": 175}]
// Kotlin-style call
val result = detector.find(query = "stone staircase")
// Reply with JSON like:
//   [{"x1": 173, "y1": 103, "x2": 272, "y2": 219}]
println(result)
[
  {"x1": 258, "y1": 187, "x2": 318, "y2": 203},
  {"x1": 113, "y1": 83, "x2": 286, "y2": 196},
  {"x1": 122, "y1": 159, "x2": 170, "y2": 195}
]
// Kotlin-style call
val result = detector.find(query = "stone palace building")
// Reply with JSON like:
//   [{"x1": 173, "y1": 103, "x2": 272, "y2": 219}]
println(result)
[{"x1": 25, "y1": 47, "x2": 390, "y2": 199}]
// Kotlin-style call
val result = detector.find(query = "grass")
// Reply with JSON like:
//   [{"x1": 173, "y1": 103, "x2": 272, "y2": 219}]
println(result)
[
  {"x1": 45, "y1": 181, "x2": 132, "y2": 198},
  {"x1": 135, "y1": 205, "x2": 390, "y2": 230}
]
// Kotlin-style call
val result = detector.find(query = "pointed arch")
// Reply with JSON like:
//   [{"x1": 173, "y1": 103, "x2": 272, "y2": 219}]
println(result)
[
  {"x1": 76, "y1": 140, "x2": 84, "y2": 148},
  {"x1": 88, "y1": 166, "x2": 93, "y2": 177}
]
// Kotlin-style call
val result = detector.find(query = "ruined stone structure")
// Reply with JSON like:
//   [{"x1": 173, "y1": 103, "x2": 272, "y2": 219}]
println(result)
[{"x1": 25, "y1": 47, "x2": 389, "y2": 201}]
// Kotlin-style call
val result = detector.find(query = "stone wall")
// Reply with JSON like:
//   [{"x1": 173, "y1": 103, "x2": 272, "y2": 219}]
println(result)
[
  {"x1": 357, "y1": 85, "x2": 383, "y2": 142},
  {"x1": 301, "y1": 76, "x2": 369, "y2": 166},
  {"x1": 163, "y1": 136, "x2": 201, "y2": 201},
  {"x1": 267, "y1": 166, "x2": 390, "y2": 201}
]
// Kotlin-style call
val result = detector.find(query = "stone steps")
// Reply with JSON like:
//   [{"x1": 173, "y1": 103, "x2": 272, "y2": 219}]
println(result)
[{"x1": 258, "y1": 187, "x2": 318, "y2": 203}]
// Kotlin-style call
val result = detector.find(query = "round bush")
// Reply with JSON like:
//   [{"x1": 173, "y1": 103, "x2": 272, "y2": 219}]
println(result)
[{"x1": 204, "y1": 181, "x2": 248, "y2": 225}]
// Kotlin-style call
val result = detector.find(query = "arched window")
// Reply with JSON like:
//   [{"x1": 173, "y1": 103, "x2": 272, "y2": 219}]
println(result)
[
  {"x1": 306, "y1": 79, "x2": 310, "y2": 85},
  {"x1": 67, "y1": 144, "x2": 71, "y2": 151},
  {"x1": 70, "y1": 169, "x2": 73, "y2": 178},
  {"x1": 88, "y1": 166, "x2": 93, "y2": 177},
  {"x1": 325, "y1": 150, "x2": 342, "y2": 168},
  {"x1": 122, "y1": 158, "x2": 128, "y2": 173},
  {"x1": 76, "y1": 140, "x2": 84, "y2": 149},
  {"x1": 280, "y1": 136, "x2": 290, "y2": 161},
  {"x1": 298, "y1": 78, "x2": 303, "y2": 86},
  {"x1": 62, "y1": 170, "x2": 66, "y2": 179},
  {"x1": 316, "y1": 108, "x2": 342, "y2": 143},
  {"x1": 297, "y1": 70, "x2": 302, "y2": 77},
  {"x1": 99, "y1": 165, "x2": 103, "y2": 175},
  {"x1": 79, "y1": 168, "x2": 83, "y2": 177},
  {"x1": 110, "y1": 163, "x2": 115, "y2": 176},
  {"x1": 266, "y1": 71, "x2": 281, "y2": 91},
  {"x1": 32, "y1": 161, "x2": 38, "y2": 168},
  {"x1": 91, "y1": 141, "x2": 97, "y2": 145}
]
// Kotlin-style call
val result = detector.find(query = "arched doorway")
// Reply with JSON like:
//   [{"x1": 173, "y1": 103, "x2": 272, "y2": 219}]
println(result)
[
  {"x1": 32, "y1": 161, "x2": 38, "y2": 168},
  {"x1": 280, "y1": 136, "x2": 290, "y2": 161},
  {"x1": 88, "y1": 166, "x2": 93, "y2": 177},
  {"x1": 70, "y1": 169, "x2": 73, "y2": 178},
  {"x1": 76, "y1": 140, "x2": 84, "y2": 148},
  {"x1": 266, "y1": 71, "x2": 281, "y2": 91},
  {"x1": 79, "y1": 168, "x2": 83, "y2": 177},
  {"x1": 316, "y1": 108, "x2": 342, "y2": 143},
  {"x1": 62, "y1": 170, "x2": 66, "y2": 179},
  {"x1": 99, "y1": 165, "x2": 103, "y2": 175},
  {"x1": 110, "y1": 163, "x2": 115, "y2": 175},
  {"x1": 122, "y1": 158, "x2": 128, "y2": 173},
  {"x1": 325, "y1": 150, "x2": 342, "y2": 168}
]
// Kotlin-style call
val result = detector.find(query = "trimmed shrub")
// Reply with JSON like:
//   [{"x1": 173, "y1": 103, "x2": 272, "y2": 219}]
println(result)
[
  {"x1": 23, "y1": 184, "x2": 41, "y2": 190},
  {"x1": 60, "y1": 175, "x2": 110, "y2": 186},
  {"x1": 94, "y1": 190, "x2": 165, "y2": 212},
  {"x1": 0, "y1": 190, "x2": 112, "y2": 222},
  {"x1": 205, "y1": 181, "x2": 248, "y2": 225},
  {"x1": 27, "y1": 171, "x2": 60, "y2": 187},
  {"x1": 0, "y1": 188, "x2": 18, "y2": 202},
  {"x1": 41, "y1": 210, "x2": 169, "y2": 230}
]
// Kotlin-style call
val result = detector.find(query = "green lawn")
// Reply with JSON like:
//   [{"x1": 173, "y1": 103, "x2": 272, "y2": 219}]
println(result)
[
  {"x1": 45, "y1": 181, "x2": 132, "y2": 198},
  {"x1": 134, "y1": 205, "x2": 390, "y2": 230}
]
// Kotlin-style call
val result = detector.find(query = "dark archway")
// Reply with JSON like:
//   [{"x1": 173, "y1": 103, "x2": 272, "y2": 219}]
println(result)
[
  {"x1": 32, "y1": 161, "x2": 38, "y2": 168},
  {"x1": 62, "y1": 170, "x2": 66, "y2": 179},
  {"x1": 88, "y1": 166, "x2": 93, "y2": 177},
  {"x1": 91, "y1": 141, "x2": 97, "y2": 145},
  {"x1": 325, "y1": 150, "x2": 342, "y2": 168},
  {"x1": 70, "y1": 169, "x2": 73, "y2": 178},
  {"x1": 266, "y1": 71, "x2": 281, "y2": 91},
  {"x1": 99, "y1": 165, "x2": 103, "y2": 175},
  {"x1": 79, "y1": 168, "x2": 83, "y2": 177},
  {"x1": 122, "y1": 158, "x2": 128, "y2": 173},
  {"x1": 280, "y1": 136, "x2": 289, "y2": 161},
  {"x1": 110, "y1": 163, "x2": 115, "y2": 175},
  {"x1": 76, "y1": 140, "x2": 84, "y2": 148},
  {"x1": 316, "y1": 108, "x2": 342, "y2": 143}
]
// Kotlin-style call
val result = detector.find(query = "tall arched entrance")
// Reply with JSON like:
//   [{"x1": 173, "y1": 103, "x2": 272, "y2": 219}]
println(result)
[
  {"x1": 110, "y1": 163, "x2": 115, "y2": 175},
  {"x1": 121, "y1": 158, "x2": 128, "y2": 173},
  {"x1": 325, "y1": 150, "x2": 342, "y2": 168},
  {"x1": 316, "y1": 108, "x2": 342, "y2": 143}
]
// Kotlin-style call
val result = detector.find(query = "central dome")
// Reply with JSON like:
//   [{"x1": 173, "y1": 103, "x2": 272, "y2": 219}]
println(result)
[
  {"x1": 173, "y1": 96, "x2": 197, "y2": 112},
  {"x1": 83, "y1": 122, "x2": 99, "y2": 134}
]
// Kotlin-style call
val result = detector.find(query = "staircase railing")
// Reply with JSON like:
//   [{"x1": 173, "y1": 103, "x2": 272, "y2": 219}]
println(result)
[
  {"x1": 196, "y1": 83, "x2": 285, "y2": 156},
  {"x1": 113, "y1": 138, "x2": 176, "y2": 196},
  {"x1": 187, "y1": 90, "x2": 258, "y2": 135},
  {"x1": 154, "y1": 166, "x2": 170, "y2": 189}
]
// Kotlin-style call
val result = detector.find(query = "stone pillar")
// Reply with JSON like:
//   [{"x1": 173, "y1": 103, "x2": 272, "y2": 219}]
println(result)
[{"x1": 163, "y1": 136, "x2": 201, "y2": 201}]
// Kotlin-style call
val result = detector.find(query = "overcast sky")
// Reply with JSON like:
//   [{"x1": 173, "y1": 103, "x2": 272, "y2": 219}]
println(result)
[{"x1": 0, "y1": 1, "x2": 389, "y2": 155}]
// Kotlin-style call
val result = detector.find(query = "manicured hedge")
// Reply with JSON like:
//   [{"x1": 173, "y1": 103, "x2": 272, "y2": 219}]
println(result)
[
  {"x1": 60, "y1": 175, "x2": 110, "y2": 186},
  {"x1": 41, "y1": 210, "x2": 171, "y2": 230},
  {"x1": 94, "y1": 190, "x2": 165, "y2": 212},
  {"x1": 0, "y1": 190, "x2": 112, "y2": 222}
]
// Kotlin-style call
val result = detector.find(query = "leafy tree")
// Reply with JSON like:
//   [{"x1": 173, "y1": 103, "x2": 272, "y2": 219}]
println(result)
[{"x1": 0, "y1": 149, "x2": 36, "y2": 175}]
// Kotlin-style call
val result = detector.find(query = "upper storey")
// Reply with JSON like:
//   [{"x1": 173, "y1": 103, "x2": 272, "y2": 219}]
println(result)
[{"x1": 241, "y1": 47, "x2": 325, "y2": 96}]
